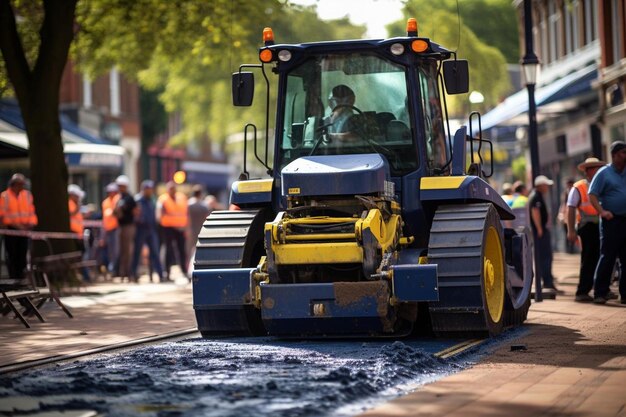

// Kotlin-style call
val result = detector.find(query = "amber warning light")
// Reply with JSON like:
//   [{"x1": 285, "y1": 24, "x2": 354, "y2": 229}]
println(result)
[
  {"x1": 406, "y1": 18, "x2": 418, "y2": 37},
  {"x1": 263, "y1": 27, "x2": 274, "y2": 45}
]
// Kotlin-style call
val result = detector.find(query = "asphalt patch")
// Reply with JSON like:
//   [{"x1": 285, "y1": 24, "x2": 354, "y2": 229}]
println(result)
[{"x1": 0, "y1": 330, "x2": 524, "y2": 416}]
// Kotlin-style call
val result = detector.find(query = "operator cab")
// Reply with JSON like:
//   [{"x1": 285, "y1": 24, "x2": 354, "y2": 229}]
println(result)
[{"x1": 232, "y1": 20, "x2": 470, "y2": 181}]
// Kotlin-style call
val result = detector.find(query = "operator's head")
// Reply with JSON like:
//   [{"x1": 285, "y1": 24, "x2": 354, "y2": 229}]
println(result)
[{"x1": 328, "y1": 84, "x2": 355, "y2": 109}]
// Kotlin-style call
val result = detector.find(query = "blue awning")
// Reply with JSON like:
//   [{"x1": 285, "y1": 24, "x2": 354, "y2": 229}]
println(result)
[
  {"x1": 0, "y1": 99, "x2": 113, "y2": 145},
  {"x1": 0, "y1": 131, "x2": 125, "y2": 168},
  {"x1": 472, "y1": 64, "x2": 597, "y2": 132}
]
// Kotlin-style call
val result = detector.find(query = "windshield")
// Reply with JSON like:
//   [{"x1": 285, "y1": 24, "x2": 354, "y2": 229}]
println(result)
[{"x1": 277, "y1": 53, "x2": 418, "y2": 176}]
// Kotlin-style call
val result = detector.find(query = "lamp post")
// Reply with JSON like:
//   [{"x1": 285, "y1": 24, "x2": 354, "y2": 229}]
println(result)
[{"x1": 521, "y1": 0, "x2": 543, "y2": 302}]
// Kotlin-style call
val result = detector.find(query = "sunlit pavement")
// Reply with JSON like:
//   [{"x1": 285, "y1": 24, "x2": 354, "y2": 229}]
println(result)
[{"x1": 1, "y1": 253, "x2": 625, "y2": 417}]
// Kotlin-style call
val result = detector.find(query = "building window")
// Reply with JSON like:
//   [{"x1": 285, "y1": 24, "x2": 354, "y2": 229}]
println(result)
[
  {"x1": 612, "y1": 0, "x2": 623, "y2": 64},
  {"x1": 82, "y1": 76, "x2": 92, "y2": 109},
  {"x1": 110, "y1": 68, "x2": 121, "y2": 117},
  {"x1": 540, "y1": 5, "x2": 549, "y2": 63},
  {"x1": 549, "y1": 1, "x2": 559, "y2": 62},
  {"x1": 564, "y1": 2, "x2": 572, "y2": 54},
  {"x1": 584, "y1": 0, "x2": 598, "y2": 44}
]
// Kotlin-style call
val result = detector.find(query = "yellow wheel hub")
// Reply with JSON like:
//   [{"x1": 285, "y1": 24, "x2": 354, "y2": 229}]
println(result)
[{"x1": 483, "y1": 226, "x2": 504, "y2": 323}]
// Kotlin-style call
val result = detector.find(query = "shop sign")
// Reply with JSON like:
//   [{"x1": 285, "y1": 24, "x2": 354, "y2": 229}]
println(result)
[{"x1": 566, "y1": 125, "x2": 591, "y2": 156}]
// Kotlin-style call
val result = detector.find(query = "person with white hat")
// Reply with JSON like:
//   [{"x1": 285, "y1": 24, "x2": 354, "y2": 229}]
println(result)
[
  {"x1": 114, "y1": 174, "x2": 137, "y2": 282},
  {"x1": 67, "y1": 184, "x2": 85, "y2": 235},
  {"x1": 566, "y1": 157, "x2": 606, "y2": 302},
  {"x1": 101, "y1": 183, "x2": 120, "y2": 276},
  {"x1": 529, "y1": 174, "x2": 560, "y2": 295},
  {"x1": 588, "y1": 141, "x2": 626, "y2": 304},
  {"x1": 68, "y1": 184, "x2": 91, "y2": 283}
]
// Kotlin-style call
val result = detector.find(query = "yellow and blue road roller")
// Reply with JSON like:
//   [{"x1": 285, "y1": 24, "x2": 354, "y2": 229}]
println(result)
[{"x1": 192, "y1": 19, "x2": 533, "y2": 338}]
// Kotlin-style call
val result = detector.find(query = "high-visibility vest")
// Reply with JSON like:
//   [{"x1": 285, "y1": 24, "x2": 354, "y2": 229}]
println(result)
[
  {"x1": 0, "y1": 188, "x2": 37, "y2": 227},
  {"x1": 159, "y1": 192, "x2": 188, "y2": 228},
  {"x1": 511, "y1": 194, "x2": 528, "y2": 209},
  {"x1": 69, "y1": 199, "x2": 84, "y2": 235},
  {"x1": 101, "y1": 194, "x2": 120, "y2": 231},
  {"x1": 573, "y1": 179, "x2": 599, "y2": 225}
]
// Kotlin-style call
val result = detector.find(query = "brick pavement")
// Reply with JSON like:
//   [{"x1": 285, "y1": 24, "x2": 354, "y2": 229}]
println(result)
[
  {"x1": 1, "y1": 253, "x2": 625, "y2": 417},
  {"x1": 361, "y1": 252, "x2": 626, "y2": 417},
  {"x1": 0, "y1": 275, "x2": 196, "y2": 369}
]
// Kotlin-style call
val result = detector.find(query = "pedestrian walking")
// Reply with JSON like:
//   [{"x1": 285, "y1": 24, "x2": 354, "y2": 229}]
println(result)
[
  {"x1": 566, "y1": 157, "x2": 605, "y2": 302},
  {"x1": 588, "y1": 141, "x2": 626, "y2": 304},
  {"x1": 0, "y1": 174, "x2": 37, "y2": 280},
  {"x1": 186, "y1": 184, "x2": 211, "y2": 267},
  {"x1": 101, "y1": 182, "x2": 120, "y2": 276},
  {"x1": 131, "y1": 180, "x2": 164, "y2": 283},
  {"x1": 157, "y1": 181, "x2": 188, "y2": 280},
  {"x1": 529, "y1": 175, "x2": 560, "y2": 295},
  {"x1": 114, "y1": 175, "x2": 137, "y2": 282}
]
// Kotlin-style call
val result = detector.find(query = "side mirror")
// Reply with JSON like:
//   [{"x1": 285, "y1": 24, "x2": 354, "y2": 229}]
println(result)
[
  {"x1": 443, "y1": 60, "x2": 469, "y2": 95},
  {"x1": 232, "y1": 72, "x2": 254, "y2": 106}
]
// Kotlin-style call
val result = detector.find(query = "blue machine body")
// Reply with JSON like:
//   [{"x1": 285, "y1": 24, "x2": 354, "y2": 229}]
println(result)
[
  {"x1": 281, "y1": 154, "x2": 390, "y2": 197},
  {"x1": 191, "y1": 31, "x2": 530, "y2": 338}
]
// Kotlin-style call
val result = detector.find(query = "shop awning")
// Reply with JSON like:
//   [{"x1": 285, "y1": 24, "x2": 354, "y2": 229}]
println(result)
[
  {"x1": 0, "y1": 131, "x2": 125, "y2": 168},
  {"x1": 472, "y1": 64, "x2": 597, "y2": 132}
]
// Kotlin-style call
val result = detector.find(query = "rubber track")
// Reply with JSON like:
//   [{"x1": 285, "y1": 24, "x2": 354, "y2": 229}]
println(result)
[
  {"x1": 427, "y1": 204, "x2": 498, "y2": 336},
  {"x1": 194, "y1": 210, "x2": 262, "y2": 271}
]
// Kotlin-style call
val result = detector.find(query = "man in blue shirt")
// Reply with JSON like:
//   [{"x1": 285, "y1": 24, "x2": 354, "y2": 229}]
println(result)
[
  {"x1": 131, "y1": 180, "x2": 164, "y2": 283},
  {"x1": 589, "y1": 141, "x2": 626, "y2": 304}
]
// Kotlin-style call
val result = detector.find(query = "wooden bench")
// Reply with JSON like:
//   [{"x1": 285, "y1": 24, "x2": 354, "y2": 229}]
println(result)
[
  {"x1": 31, "y1": 251, "x2": 97, "y2": 319},
  {"x1": 1, "y1": 288, "x2": 45, "y2": 328}
]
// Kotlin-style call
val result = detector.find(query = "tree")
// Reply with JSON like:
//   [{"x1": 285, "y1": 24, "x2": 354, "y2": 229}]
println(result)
[
  {"x1": 0, "y1": 0, "x2": 364, "y2": 253},
  {"x1": 401, "y1": 0, "x2": 519, "y2": 63},
  {"x1": 0, "y1": 0, "x2": 77, "y2": 253},
  {"x1": 388, "y1": 7, "x2": 510, "y2": 117}
]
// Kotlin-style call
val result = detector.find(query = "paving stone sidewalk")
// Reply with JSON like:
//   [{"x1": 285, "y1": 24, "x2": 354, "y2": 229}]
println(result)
[
  {"x1": 361, "y1": 252, "x2": 626, "y2": 417},
  {"x1": 0, "y1": 275, "x2": 195, "y2": 369}
]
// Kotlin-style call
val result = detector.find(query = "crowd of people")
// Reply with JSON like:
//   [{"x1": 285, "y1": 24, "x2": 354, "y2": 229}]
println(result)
[
  {"x1": 500, "y1": 140, "x2": 626, "y2": 305},
  {"x1": 0, "y1": 173, "x2": 223, "y2": 284}
]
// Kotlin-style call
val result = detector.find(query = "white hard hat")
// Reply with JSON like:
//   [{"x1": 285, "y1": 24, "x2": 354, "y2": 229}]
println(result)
[
  {"x1": 534, "y1": 175, "x2": 554, "y2": 186},
  {"x1": 115, "y1": 175, "x2": 130, "y2": 186},
  {"x1": 68, "y1": 184, "x2": 85, "y2": 199}
]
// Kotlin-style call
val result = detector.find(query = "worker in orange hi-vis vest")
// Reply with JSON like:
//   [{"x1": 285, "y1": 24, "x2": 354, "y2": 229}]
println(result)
[
  {"x1": 0, "y1": 173, "x2": 37, "y2": 280},
  {"x1": 101, "y1": 182, "x2": 120, "y2": 275},
  {"x1": 68, "y1": 184, "x2": 85, "y2": 235},
  {"x1": 566, "y1": 157, "x2": 606, "y2": 303},
  {"x1": 68, "y1": 184, "x2": 92, "y2": 283},
  {"x1": 157, "y1": 181, "x2": 189, "y2": 281}
]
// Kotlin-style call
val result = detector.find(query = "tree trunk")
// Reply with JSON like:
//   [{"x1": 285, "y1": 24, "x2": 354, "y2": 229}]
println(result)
[{"x1": 0, "y1": 0, "x2": 78, "y2": 257}]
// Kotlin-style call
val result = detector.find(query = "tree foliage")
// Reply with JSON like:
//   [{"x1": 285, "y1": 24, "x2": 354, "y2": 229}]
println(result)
[
  {"x1": 71, "y1": 1, "x2": 364, "y2": 146},
  {"x1": 401, "y1": 0, "x2": 519, "y2": 63},
  {"x1": 0, "y1": 0, "x2": 77, "y2": 257},
  {"x1": 388, "y1": 5, "x2": 511, "y2": 117}
]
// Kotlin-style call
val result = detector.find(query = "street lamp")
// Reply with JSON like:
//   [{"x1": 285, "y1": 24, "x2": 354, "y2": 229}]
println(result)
[
  {"x1": 521, "y1": 0, "x2": 540, "y2": 182},
  {"x1": 521, "y1": 0, "x2": 543, "y2": 302}
]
